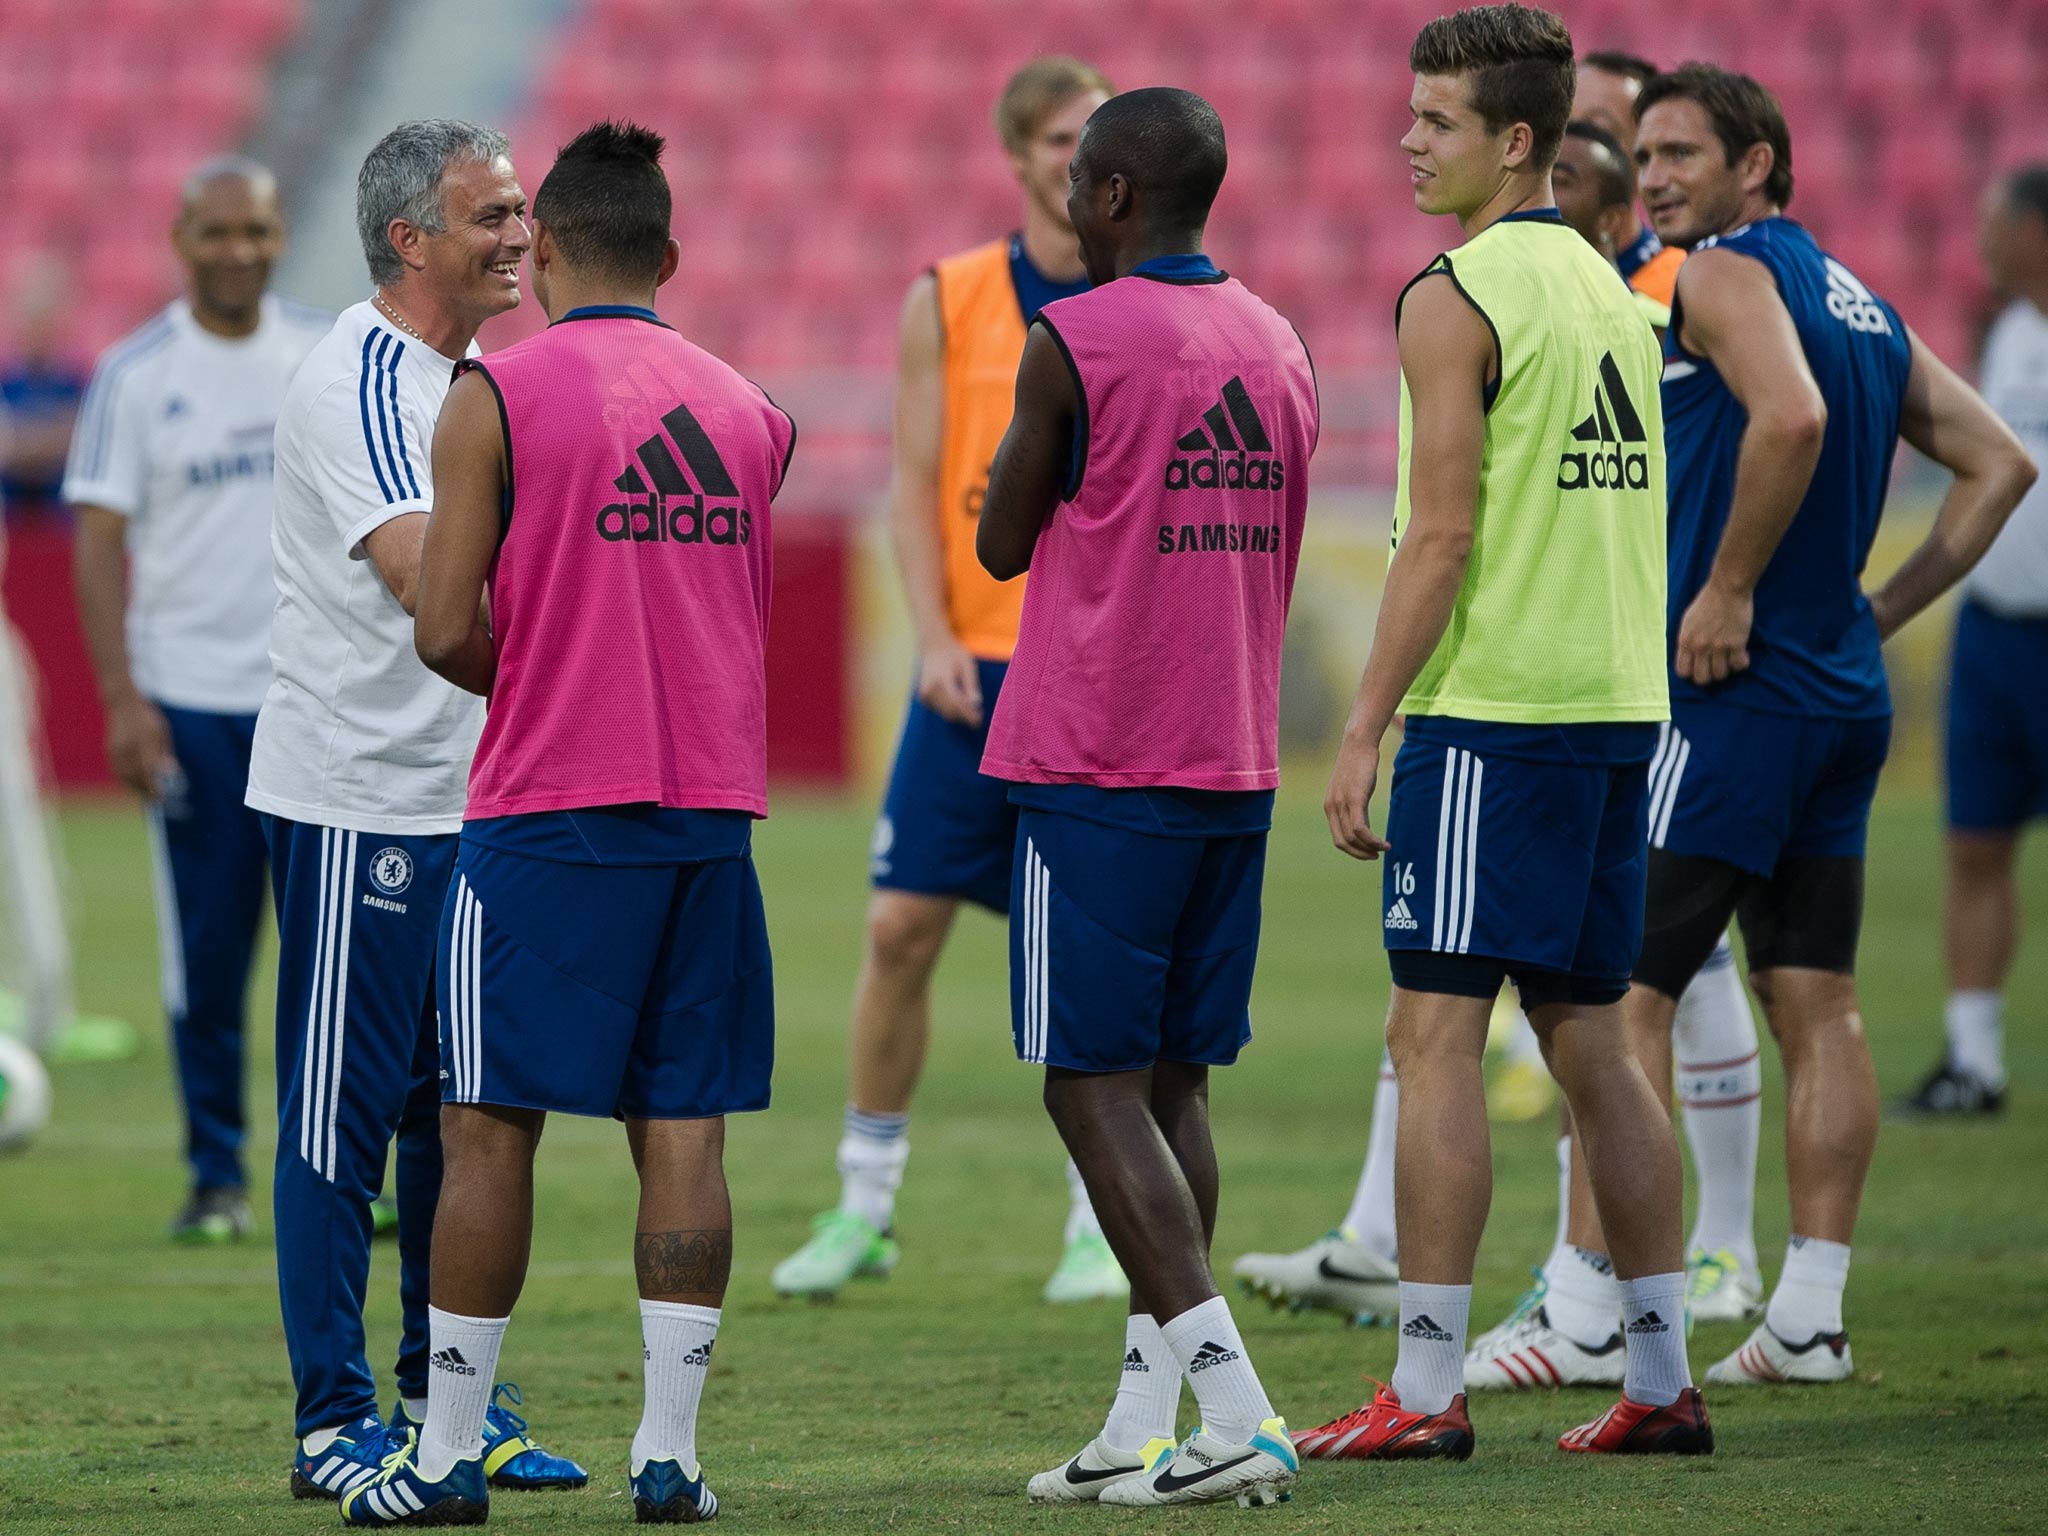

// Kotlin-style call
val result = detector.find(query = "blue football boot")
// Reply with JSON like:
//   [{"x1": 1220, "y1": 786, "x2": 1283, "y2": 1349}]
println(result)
[
  {"x1": 291, "y1": 1414, "x2": 399, "y2": 1501},
  {"x1": 338, "y1": 1430, "x2": 488, "y2": 1526},
  {"x1": 391, "y1": 1383, "x2": 588, "y2": 1491},
  {"x1": 631, "y1": 1458, "x2": 719, "y2": 1523}
]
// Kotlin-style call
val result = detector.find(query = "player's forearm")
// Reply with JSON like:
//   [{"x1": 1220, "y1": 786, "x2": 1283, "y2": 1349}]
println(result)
[
  {"x1": 1706, "y1": 413, "x2": 1825, "y2": 595},
  {"x1": 1343, "y1": 530, "x2": 1470, "y2": 745},
  {"x1": 417, "y1": 621, "x2": 496, "y2": 696},
  {"x1": 889, "y1": 486, "x2": 956, "y2": 652},
  {"x1": 1870, "y1": 457, "x2": 2037, "y2": 638},
  {"x1": 71, "y1": 538, "x2": 143, "y2": 707}
]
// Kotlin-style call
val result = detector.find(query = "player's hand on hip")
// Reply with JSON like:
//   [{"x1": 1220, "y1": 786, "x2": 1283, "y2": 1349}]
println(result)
[
  {"x1": 1675, "y1": 583, "x2": 1754, "y2": 686},
  {"x1": 917, "y1": 641, "x2": 984, "y2": 728},
  {"x1": 105, "y1": 695, "x2": 177, "y2": 800},
  {"x1": 1325, "y1": 736, "x2": 1391, "y2": 860}
]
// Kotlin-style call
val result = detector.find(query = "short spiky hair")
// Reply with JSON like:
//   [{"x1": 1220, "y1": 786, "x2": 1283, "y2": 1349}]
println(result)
[
  {"x1": 533, "y1": 120, "x2": 672, "y2": 285},
  {"x1": 1636, "y1": 64, "x2": 1794, "y2": 209},
  {"x1": 1410, "y1": 4, "x2": 1577, "y2": 169}
]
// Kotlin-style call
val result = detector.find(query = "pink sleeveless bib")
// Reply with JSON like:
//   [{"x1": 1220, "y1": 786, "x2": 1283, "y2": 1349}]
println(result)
[
  {"x1": 981, "y1": 272, "x2": 1316, "y2": 789},
  {"x1": 461, "y1": 313, "x2": 794, "y2": 819}
]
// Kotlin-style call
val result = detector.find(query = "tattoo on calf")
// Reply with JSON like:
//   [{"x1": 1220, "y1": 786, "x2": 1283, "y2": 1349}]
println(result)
[{"x1": 635, "y1": 1228, "x2": 734, "y2": 1295}]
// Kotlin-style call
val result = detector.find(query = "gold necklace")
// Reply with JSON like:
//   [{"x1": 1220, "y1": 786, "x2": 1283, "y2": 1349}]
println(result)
[{"x1": 374, "y1": 291, "x2": 428, "y2": 346}]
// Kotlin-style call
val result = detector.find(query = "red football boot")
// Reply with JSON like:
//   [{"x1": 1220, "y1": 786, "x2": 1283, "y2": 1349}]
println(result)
[
  {"x1": 1291, "y1": 1383, "x2": 1475, "y2": 1462},
  {"x1": 1558, "y1": 1387, "x2": 1715, "y2": 1455}
]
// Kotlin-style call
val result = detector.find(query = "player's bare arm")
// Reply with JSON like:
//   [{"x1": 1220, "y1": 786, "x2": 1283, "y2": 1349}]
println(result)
[
  {"x1": 976, "y1": 322, "x2": 1075, "y2": 582},
  {"x1": 1867, "y1": 329, "x2": 2037, "y2": 639},
  {"x1": 414, "y1": 368, "x2": 506, "y2": 695},
  {"x1": 890, "y1": 272, "x2": 983, "y2": 727},
  {"x1": 360, "y1": 514, "x2": 429, "y2": 616},
  {"x1": 1671, "y1": 246, "x2": 1828, "y2": 686},
  {"x1": 72, "y1": 504, "x2": 178, "y2": 798},
  {"x1": 1325, "y1": 272, "x2": 1490, "y2": 860}
]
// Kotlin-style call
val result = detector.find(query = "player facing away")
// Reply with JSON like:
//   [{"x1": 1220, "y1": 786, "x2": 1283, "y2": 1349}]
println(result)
[
  {"x1": 66, "y1": 157, "x2": 328, "y2": 1241},
  {"x1": 1625, "y1": 66, "x2": 2034, "y2": 1387},
  {"x1": 1299, "y1": 5, "x2": 1710, "y2": 1462},
  {"x1": 1895, "y1": 165, "x2": 2048, "y2": 1116},
  {"x1": 774, "y1": 56, "x2": 1124, "y2": 1306},
  {"x1": 977, "y1": 88, "x2": 1316, "y2": 1508},
  {"x1": 340, "y1": 122, "x2": 793, "y2": 1528},
  {"x1": 246, "y1": 121, "x2": 580, "y2": 1502}
]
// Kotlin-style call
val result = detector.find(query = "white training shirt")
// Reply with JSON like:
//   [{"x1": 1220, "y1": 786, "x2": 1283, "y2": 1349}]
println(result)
[
  {"x1": 245, "y1": 300, "x2": 483, "y2": 836},
  {"x1": 62, "y1": 296, "x2": 331, "y2": 713},
  {"x1": 1966, "y1": 298, "x2": 2048, "y2": 619}
]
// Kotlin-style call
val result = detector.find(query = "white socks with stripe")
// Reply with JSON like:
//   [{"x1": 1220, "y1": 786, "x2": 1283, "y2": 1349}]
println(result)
[
  {"x1": 1674, "y1": 941, "x2": 1761, "y2": 1269},
  {"x1": 1766, "y1": 1236, "x2": 1851, "y2": 1340},
  {"x1": 1101, "y1": 1313, "x2": 1181, "y2": 1453},
  {"x1": 416, "y1": 1307, "x2": 508, "y2": 1481},
  {"x1": 1620, "y1": 1272, "x2": 1691, "y2": 1407},
  {"x1": 632, "y1": 1301, "x2": 720, "y2": 1475},
  {"x1": 1064, "y1": 1157, "x2": 1106, "y2": 1244},
  {"x1": 836, "y1": 1106, "x2": 909, "y2": 1231},
  {"x1": 1541, "y1": 1244, "x2": 1621, "y2": 1347},
  {"x1": 1159, "y1": 1296, "x2": 1274, "y2": 1445},
  {"x1": 1390, "y1": 1281, "x2": 1470, "y2": 1416},
  {"x1": 1946, "y1": 990, "x2": 2006, "y2": 1086},
  {"x1": 1340, "y1": 1049, "x2": 1400, "y2": 1260}
]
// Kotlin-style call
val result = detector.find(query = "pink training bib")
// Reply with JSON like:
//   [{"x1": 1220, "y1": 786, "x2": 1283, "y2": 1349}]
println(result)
[
  {"x1": 461, "y1": 311, "x2": 794, "y2": 819},
  {"x1": 982, "y1": 269, "x2": 1317, "y2": 790}
]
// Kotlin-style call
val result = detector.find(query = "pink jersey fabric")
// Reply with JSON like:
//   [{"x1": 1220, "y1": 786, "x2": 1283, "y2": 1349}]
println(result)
[
  {"x1": 981, "y1": 271, "x2": 1317, "y2": 790},
  {"x1": 461, "y1": 313, "x2": 794, "y2": 819}
]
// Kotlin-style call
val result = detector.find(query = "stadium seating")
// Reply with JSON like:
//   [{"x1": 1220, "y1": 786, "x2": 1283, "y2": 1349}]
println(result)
[
  {"x1": 0, "y1": 0, "x2": 305, "y2": 358},
  {"x1": 500, "y1": 0, "x2": 2047, "y2": 489}
]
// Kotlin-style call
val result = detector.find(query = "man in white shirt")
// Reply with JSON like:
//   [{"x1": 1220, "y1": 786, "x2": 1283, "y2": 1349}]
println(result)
[
  {"x1": 68, "y1": 157, "x2": 330, "y2": 1241},
  {"x1": 1898, "y1": 164, "x2": 2048, "y2": 1115},
  {"x1": 248, "y1": 120, "x2": 582, "y2": 1502}
]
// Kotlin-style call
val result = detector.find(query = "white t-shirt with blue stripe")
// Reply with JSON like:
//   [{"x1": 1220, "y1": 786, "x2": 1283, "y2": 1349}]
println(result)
[
  {"x1": 247, "y1": 300, "x2": 483, "y2": 835},
  {"x1": 62, "y1": 296, "x2": 330, "y2": 712}
]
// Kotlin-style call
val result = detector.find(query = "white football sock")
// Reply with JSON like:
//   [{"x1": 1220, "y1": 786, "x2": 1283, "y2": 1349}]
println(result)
[
  {"x1": 1160, "y1": 1296, "x2": 1275, "y2": 1445},
  {"x1": 1766, "y1": 1236, "x2": 1850, "y2": 1340},
  {"x1": 1620, "y1": 1272, "x2": 1692, "y2": 1407},
  {"x1": 1674, "y1": 943, "x2": 1762, "y2": 1271},
  {"x1": 1550, "y1": 1135, "x2": 1573, "y2": 1255},
  {"x1": 631, "y1": 1300, "x2": 720, "y2": 1475},
  {"x1": 836, "y1": 1106, "x2": 909, "y2": 1231},
  {"x1": 1541, "y1": 1245, "x2": 1621, "y2": 1347},
  {"x1": 401, "y1": 1396, "x2": 429, "y2": 1424},
  {"x1": 1064, "y1": 1156, "x2": 1105, "y2": 1244},
  {"x1": 302, "y1": 1423, "x2": 345, "y2": 1456},
  {"x1": 416, "y1": 1307, "x2": 507, "y2": 1481},
  {"x1": 1945, "y1": 990, "x2": 2006, "y2": 1086},
  {"x1": 1390, "y1": 1281, "x2": 1470, "y2": 1416},
  {"x1": 1340, "y1": 1049, "x2": 1399, "y2": 1260},
  {"x1": 1101, "y1": 1313, "x2": 1180, "y2": 1452}
]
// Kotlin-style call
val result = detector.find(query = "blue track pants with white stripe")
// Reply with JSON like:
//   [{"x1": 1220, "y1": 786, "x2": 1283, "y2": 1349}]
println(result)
[
  {"x1": 262, "y1": 815, "x2": 454, "y2": 1437},
  {"x1": 147, "y1": 706, "x2": 267, "y2": 1193}
]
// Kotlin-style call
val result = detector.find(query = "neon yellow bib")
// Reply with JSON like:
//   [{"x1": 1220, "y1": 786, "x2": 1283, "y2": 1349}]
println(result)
[{"x1": 1392, "y1": 216, "x2": 1669, "y2": 723}]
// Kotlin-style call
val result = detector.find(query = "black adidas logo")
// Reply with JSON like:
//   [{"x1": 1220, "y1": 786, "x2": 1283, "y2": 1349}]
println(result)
[
  {"x1": 1626, "y1": 1311, "x2": 1671, "y2": 1336},
  {"x1": 430, "y1": 1347, "x2": 478, "y2": 1377},
  {"x1": 1557, "y1": 353, "x2": 1650, "y2": 492},
  {"x1": 1123, "y1": 1348, "x2": 1149, "y2": 1373},
  {"x1": 1164, "y1": 377, "x2": 1286, "y2": 492},
  {"x1": 597, "y1": 399, "x2": 754, "y2": 547},
  {"x1": 1402, "y1": 1313, "x2": 1454, "y2": 1343},
  {"x1": 682, "y1": 1340, "x2": 716, "y2": 1367},
  {"x1": 1186, "y1": 1339, "x2": 1242, "y2": 1374}
]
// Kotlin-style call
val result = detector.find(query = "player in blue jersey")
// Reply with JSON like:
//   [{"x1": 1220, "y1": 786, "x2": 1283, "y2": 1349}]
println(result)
[{"x1": 1629, "y1": 65, "x2": 2035, "y2": 1385}]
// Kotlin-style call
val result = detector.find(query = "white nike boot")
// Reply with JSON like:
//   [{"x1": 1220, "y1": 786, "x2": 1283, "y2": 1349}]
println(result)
[
  {"x1": 1231, "y1": 1231, "x2": 1398, "y2": 1324},
  {"x1": 1026, "y1": 1434, "x2": 1174, "y2": 1503},
  {"x1": 1098, "y1": 1420, "x2": 1298, "y2": 1508}
]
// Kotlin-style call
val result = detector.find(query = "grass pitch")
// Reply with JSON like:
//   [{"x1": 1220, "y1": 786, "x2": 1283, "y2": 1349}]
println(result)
[{"x1": 3, "y1": 791, "x2": 2045, "y2": 1532}]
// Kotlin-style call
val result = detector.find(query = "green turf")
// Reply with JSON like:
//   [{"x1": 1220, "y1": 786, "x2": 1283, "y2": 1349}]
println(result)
[{"x1": 3, "y1": 793, "x2": 2045, "y2": 1532}]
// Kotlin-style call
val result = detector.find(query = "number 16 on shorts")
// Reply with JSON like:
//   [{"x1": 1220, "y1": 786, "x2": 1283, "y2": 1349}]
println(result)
[{"x1": 1384, "y1": 860, "x2": 1421, "y2": 934}]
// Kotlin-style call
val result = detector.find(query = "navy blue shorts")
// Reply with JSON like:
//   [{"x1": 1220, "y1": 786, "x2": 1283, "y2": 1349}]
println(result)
[
  {"x1": 872, "y1": 657, "x2": 1014, "y2": 913},
  {"x1": 1382, "y1": 723, "x2": 1652, "y2": 1000},
  {"x1": 436, "y1": 833, "x2": 773, "y2": 1120},
  {"x1": 1009, "y1": 806, "x2": 1264, "y2": 1074},
  {"x1": 1946, "y1": 598, "x2": 2048, "y2": 833},
  {"x1": 1652, "y1": 697, "x2": 1891, "y2": 877}
]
